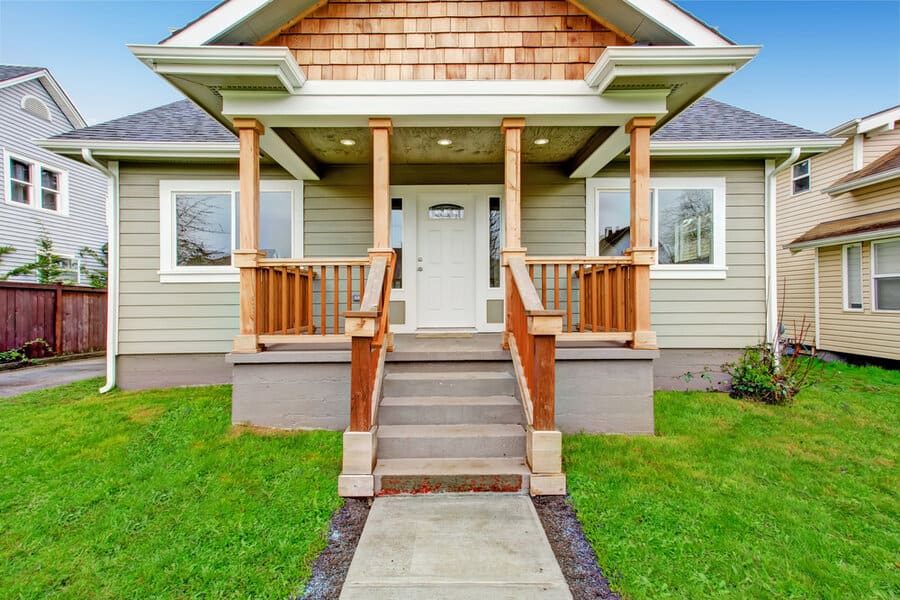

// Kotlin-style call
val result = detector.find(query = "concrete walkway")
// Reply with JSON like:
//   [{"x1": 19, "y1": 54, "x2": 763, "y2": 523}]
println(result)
[
  {"x1": 340, "y1": 494, "x2": 572, "y2": 599},
  {"x1": 0, "y1": 357, "x2": 105, "y2": 398}
]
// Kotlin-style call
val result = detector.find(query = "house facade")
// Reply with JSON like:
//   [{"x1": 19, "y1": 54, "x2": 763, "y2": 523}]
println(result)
[
  {"x1": 779, "y1": 106, "x2": 900, "y2": 363},
  {"x1": 41, "y1": 0, "x2": 842, "y2": 496},
  {"x1": 0, "y1": 66, "x2": 107, "y2": 284}
]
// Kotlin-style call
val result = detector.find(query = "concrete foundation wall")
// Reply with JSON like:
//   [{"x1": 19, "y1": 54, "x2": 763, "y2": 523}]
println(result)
[
  {"x1": 654, "y1": 348, "x2": 742, "y2": 392},
  {"x1": 117, "y1": 354, "x2": 231, "y2": 390}
]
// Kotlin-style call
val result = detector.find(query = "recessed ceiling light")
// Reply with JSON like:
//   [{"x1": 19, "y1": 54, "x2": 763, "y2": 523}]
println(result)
[
  {"x1": 533, "y1": 138, "x2": 550, "y2": 146},
  {"x1": 436, "y1": 138, "x2": 453, "y2": 146},
  {"x1": 339, "y1": 138, "x2": 356, "y2": 146}
]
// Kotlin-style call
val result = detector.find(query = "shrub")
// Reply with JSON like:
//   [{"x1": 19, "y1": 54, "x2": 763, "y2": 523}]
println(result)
[
  {"x1": 0, "y1": 339, "x2": 53, "y2": 365},
  {"x1": 723, "y1": 343, "x2": 819, "y2": 406}
]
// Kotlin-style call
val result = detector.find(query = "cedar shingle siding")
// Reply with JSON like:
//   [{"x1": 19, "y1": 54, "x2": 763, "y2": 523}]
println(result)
[{"x1": 260, "y1": 0, "x2": 629, "y2": 80}]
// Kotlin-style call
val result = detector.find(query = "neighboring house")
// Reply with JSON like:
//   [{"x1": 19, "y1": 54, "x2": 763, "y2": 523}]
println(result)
[
  {"x1": 779, "y1": 106, "x2": 900, "y2": 363},
  {"x1": 0, "y1": 65, "x2": 107, "y2": 284},
  {"x1": 40, "y1": 0, "x2": 843, "y2": 496}
]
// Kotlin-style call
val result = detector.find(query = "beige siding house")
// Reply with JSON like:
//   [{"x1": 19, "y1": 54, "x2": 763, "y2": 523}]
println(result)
[
  {"x1": 779, "y1": 106, "x2": 900, "y2": 362},
  {"x1": 41, "y1": 0, "x2": 843, "y2": 496}
]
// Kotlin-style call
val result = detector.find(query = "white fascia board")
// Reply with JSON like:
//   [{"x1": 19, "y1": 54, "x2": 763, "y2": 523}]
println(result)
[
  {"x1": 826, "y1": 106, "x2": 900, "y2": 136},
  {"x1": 649, "y1": 138, "x2": 843, "y2": 157},
  {"x1": 162, "y1": 0, "x2": 273, "y2": 46},
  {"x1": 220, "y1": 82, "x2": 669, "y2": 127},
  {"x1": 129, "y1": 45, "x2": 307, "y2": 92},
  {"x1": 0, "y1": 70, "x2": 87, "y2": 129},
  {"x1": 36, "y1": 139, "x2": 240, "y2": 160},
  {"x1": 824, "y1": 167, "x2": 900, "y2": 196},
  {"x1": 786, "y1": 226, "x2": 900, "y2": 251},
  {"x1": 584, "y1": 46, "x2": 760, "y2": 91},
  {"x1": 621, "y1": 0, "x2": 733, "y2": 46}
]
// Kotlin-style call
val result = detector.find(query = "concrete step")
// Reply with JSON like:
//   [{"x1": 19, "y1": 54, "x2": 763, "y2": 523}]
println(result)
[
  {"x1": 377, "y1": 424, "x2": 526, "y2": 459},
  {"x1": 382, "y1": 371, "x2": 516, "y2": 397},
  {"x1": 374, "y1": 457, "x2": 530, "y2": 495},
  {"x1": 385, "y1": 360, "x2": 512, "y2": 373},
  {"x1": 379, "y1": 395, "x2": 524, "y2": 426}
]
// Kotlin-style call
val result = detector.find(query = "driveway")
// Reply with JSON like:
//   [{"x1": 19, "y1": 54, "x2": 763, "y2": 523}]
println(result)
[{"x1": 0, "y1": 357, "x2": 105, "y2": 398}]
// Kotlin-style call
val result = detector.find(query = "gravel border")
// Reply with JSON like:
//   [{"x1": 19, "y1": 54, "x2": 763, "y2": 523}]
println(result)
[
  {"x1": 533, "y1": 495, "x2": 620, "y2": 600},
  {"x1": 298, "y1": 499, "x2": 372, "y2": 600}
]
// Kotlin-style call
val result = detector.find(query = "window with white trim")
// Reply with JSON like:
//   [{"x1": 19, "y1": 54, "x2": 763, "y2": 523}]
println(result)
[
  {"x1": 842, "y1": 243, "x2": 862, "y2": 310},
  {"x1": 4, "y1": 151, "x2": 67, "y2": 213},
  {"x1": 792, "y1": 160, "x2": 810, "y2": 195},
  {"x1": 159, "y1": 180, "x2": 303, "y2": 283},
  {"x1": 872, "y1": 238, "x2": 900, "y2": 311},
  {"x1": 588, "y1": 177, "x2": 727, "y2": 279}
]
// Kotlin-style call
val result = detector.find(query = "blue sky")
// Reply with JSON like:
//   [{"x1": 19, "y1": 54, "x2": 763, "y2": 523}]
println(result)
[{"x1": 0, "y1": 0, "x2": 897, "y2": 131}]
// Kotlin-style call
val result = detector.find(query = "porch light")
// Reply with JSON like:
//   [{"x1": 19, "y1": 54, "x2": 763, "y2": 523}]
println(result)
[
  {"x1": 339, "y1": 138, "x2": 356, "y2": 146},
  {"x1": 533, "y1": 138, "x2": 550, "y2": 145},
  {"x1": 436, "y1": 138, "x2": 453, "y2": 146}
]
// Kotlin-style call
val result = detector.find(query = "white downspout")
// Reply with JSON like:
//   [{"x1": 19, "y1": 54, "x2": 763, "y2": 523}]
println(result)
[
  {"x1": 82, "y1": 149, "x2": 119, "y2": 393},
  {"x1": 765, "y1": 147, "x2": 801, "y2": 349}
]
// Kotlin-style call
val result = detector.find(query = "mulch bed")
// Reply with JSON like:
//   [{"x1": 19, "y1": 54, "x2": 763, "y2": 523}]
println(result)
[
  {"x1": 533, "y1": 495, "x2": 621, "y2": 600},
  {"x1": 298, "y1": 498, "x2": 372, "y2": 600}
]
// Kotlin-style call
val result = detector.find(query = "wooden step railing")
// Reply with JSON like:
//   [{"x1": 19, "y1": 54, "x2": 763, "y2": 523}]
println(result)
[
  {"x1": 346, "y1": 251, "x2": 396, "y2": 432},
  {"x1": 505, "y1": 255, "x2": 562, "y2": 431},
  {"x1": 255, "y1": 257, "x2": 370, "y2": 343},
  {"x1": 525, "y1": 257, "x2": 635, "y2": 343}
]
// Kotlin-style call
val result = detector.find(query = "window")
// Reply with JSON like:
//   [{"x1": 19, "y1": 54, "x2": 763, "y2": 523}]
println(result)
[
  {"x1": 489, "y1": 196, "x2": 501, "y2": 288},
  {"x1": 4, "y1": 151, "x2": 66, "y2": 213},
  {"x1": 872, "y1": 239, "x2": 900, "y2": 311},
  {"x1": 843, "y1": 243, "x2": 862, "y2": 310},
  {"x1": 588, "y1": 177, "x2": 726, "y2": 278},
  {"x1": 159, "y1": 180, "x2": 303, "y2": 283},
  {"x1": 792, "y1": 160, "x2": 810, "y2": 194},
  {"x1": 391, "y1": 198, "x2": 403, "y2": 289}
]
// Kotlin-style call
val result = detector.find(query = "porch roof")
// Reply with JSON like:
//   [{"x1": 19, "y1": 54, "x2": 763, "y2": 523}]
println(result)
[{"x1": 786, "y1": 208, "x2": 900, "y2": 250}]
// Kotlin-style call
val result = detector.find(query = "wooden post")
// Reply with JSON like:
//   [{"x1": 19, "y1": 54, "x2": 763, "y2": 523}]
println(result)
[
  {"x1": 233, "y1": 118, "x2": 265, "y2": 353},
  {"x1": 501, "y1": 118, "x2": 525, "y2": 251},
  {"x1": 532, "y1": 334, "x2": 556, "y2": 430},
  {"x1": 54, "y1": 283, "x2": 63, "y2": 355},
  {"x1": 370, "y1": 118, "x2": 393, "y2": 250},
  {"x1": 349, "y1": 335, "x2": 373, "y2": 431},
  {"x1": 625, "y1": 116, "x2": 657, "y2": 350}
]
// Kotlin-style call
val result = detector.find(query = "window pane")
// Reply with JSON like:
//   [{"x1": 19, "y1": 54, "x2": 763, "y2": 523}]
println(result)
[
  {"x1": 10, "y1": 159, "x2": 30, "y2": 182},
  {"x1": 845, "y1": 245, "x2": 861, "y2": 309},
  {"x1": 657, "y1": 188, "x2": 713, "y2": 265},
  {"x1": 41, "y1": 169, "x2": 59, "y2": 191},
  {"x1": 875, "y1": 277, "x2": 900, "y2": 310},
  {"x1": 41, "y1": 190, "x2": 59, "y2": 211},
  {"x1": 874, "y1": 240, "x2": 900, "y2": 275},
  {"x1": 235, "y1": 191, "x2": 293, "y2": 259},
  {"x1": 793, "y1": 176, "x2": 810, "y2": 194},
  {"x1": 11, "y1": 181, "x2": 29, "y2": 204},
  {"x1": 597, "y1": 190, "x2": 630, "y2": 256},
  {"x1": 793, "y1": 160, "x2": 809, "y2": 177},
  {"x1": 489, "y1": 197, "x2": 501, "y2": 288},
  {"x1": 391, "y1": 198, "x2": 403, "y2": 289},
  {"x1": 175, "y1": 193, "x2": 232, "y2": 266}
]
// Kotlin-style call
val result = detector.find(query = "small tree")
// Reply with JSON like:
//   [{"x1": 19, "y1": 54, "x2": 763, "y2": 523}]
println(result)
[
  {"x1": 1, "y1": 232, "x2": 73, "y2": 284},
  {"x1": 79, "y1": 243, "x2": 108, "y2": 288},
  {"x1": 0, "y1": 245, "x2": 13, "y2": 267}
]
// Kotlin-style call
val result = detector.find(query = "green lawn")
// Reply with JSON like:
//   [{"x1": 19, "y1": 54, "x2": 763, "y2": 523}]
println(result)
[
  {"x1": 566, "y1": 362, "x2": 900, "y2": 599},
  {"x1": 0, "y1": 379, "x2": 343, "y2": 599}
]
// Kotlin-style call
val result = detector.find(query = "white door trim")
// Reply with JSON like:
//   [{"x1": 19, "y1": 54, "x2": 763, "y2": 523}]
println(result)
[{"x1": 390, "y1": 184, "x2": 505, "y2": 333}]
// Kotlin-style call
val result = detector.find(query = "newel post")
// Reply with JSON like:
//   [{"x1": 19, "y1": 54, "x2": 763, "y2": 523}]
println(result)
[
  {"x1": 232, "y1": 118, "x2": 265, "y2": 353},
  {"x1": 501, "y1": 117, "x2": 525, "y2": 348},
  {"x1": 625, "y1": 116, "x2": 658, "y2": 350},
  {"x1": 369, "y1": 118, "x2": 393, "y2": 251}
]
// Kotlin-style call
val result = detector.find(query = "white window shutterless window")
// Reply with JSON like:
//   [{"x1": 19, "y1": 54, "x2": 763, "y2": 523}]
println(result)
[
  {"x1": 4, "y1": 150, "x2": 67, "y2": 214},
  {"x1": 842, "y1": 243, "x2": 863, "y2": 310},
  {"x1": 158, "y1": 180, "x2": 303, "y2": 283},
  {"x1": 872, "y1": 238, "x2": 900, "y2": 312},
  {"x1": 792, "y1": 160, "x2": 811, "y2": 195},
  {"x1": 586, "y1": 177, "x2": 727, "y2": 279}
]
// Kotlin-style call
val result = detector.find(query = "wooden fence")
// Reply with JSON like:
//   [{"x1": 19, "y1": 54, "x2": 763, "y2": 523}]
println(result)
[{"x1": 0, "y1": 282, "x2": 107, "y2": 357}]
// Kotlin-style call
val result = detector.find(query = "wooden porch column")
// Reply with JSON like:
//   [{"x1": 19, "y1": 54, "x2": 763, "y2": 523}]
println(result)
[
  {"x1": 501, "y1": 118, "x2": 525, "y2": 251},
  {"x1": 625, "y1": 116, "x2": 658, "y2": 350},
  {"x1": 369, "y1": 118, "x2": 393, "y2": 250},
  {"x1": 232, "y1": 118, "x2": 265, "y2": 353}
]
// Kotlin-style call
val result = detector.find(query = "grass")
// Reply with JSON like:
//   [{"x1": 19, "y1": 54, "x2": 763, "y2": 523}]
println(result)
[
  {"x1": 0, "y1": 379, "x2": 343, "y2": 599},
  {"x1": 566, "y1": 362, "x2": 900, "y2": 599}
]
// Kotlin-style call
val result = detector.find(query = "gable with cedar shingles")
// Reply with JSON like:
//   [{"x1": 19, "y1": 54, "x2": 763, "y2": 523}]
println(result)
[{"x1": 260, "y1": 0, "x2": 631, "y2": 80}]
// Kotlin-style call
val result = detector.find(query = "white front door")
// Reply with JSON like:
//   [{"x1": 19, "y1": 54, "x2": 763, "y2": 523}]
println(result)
[{"x1": 416, "y1": 193, "x2": 477, "y2": 328}]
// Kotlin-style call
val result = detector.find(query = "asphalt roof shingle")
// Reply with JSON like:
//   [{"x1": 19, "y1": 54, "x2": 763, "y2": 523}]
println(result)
[
  {"x1": 829, "y1": 145, "x2": 900, "y2": 189},
  {"x1": 653, "y1": 97, "x2": 832, "y2": 142},
  {"x1": 50, "y1": 100, "x2": 236, "y2": 143},
  {"x1": 0, "y1": 65, "x2": 44, "y2": 83}
]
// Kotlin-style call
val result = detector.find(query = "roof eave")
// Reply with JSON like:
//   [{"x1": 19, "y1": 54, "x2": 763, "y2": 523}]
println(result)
[
  {"x1": 649, "y1": 138, "x2": 842, "y2": 157},
  {"x1": 786, "y1": 226, "x2": 900, "y2": 251},
  {"x1": 36, "y1": 139, "x2": 240, "y2": 160},
  {"x1": 824, "y1": 166, "x2": 900, "y2": 196}
]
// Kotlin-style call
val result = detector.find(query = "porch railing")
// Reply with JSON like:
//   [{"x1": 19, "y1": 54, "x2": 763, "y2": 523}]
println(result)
[{"x1": 525, "y1": 256, "x2": 636, "y2": 343}]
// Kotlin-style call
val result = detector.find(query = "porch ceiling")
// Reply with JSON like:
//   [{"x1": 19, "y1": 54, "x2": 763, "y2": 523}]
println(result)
[{"x1": 278, "y1": 125, "x2": 609, "y2": 165}]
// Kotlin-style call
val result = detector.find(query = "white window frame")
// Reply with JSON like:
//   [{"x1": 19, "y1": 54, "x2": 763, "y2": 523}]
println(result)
[
  {"x1": 3, "y1": 149, "x2": 68, "y2": 215},
  {"x1": 842, "y1": 243, "x2": 863, "y2": 311},
  {"x1": 871, "y1": 237, "x2": 900, "y2": 313},
  {"x1": 791, "y1": 159, "x2": 811, "y2": 195},
  {"x1": 35, "y1": 250, "x2": 81, "y2": 285},
  {"x1": 586, "y1": 176, "x2": 727, "y2": 279},
  {"x1": 159, "y1": 179, "x2": 303, "y2": 283}
]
